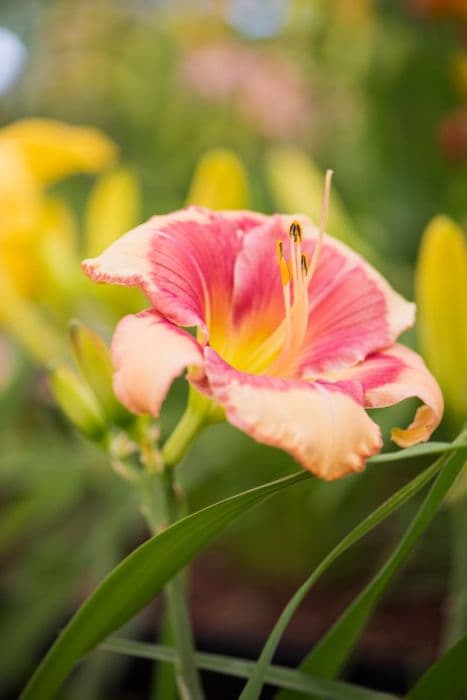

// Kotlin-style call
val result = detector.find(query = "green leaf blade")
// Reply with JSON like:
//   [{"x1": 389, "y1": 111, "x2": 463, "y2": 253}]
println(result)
[
  {"x1": 101, "y1": 637, "x2": 398, "y2": 700},
  {"x1": 278, "y1": 436, "x2": 467, "y2": 700},
  {"x1": 406, "y1": 631, "x2": 467, "y2": 700},
  {"x1": 20, "y1": 470, "x2": 308, "y2": 700},
  {"x1": 238, "y1": 453, "x2": 444, "y2": 700}
]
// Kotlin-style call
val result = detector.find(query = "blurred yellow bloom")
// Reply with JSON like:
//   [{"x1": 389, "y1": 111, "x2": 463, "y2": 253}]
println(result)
[
  {"x1": 416, "y1": 215, "x2": 467, "y2": 430},
  {"x1": 186, "y1": 149, "x2": 250, "y2": 210},
  {"x1": 84, "y1": 167, "x2": 141, "y2": 258},
  {"x1": 0, "y1": 118, "x2": 117, "y2": 184},
  {"x1": 333, "y1": 0, "x2": 374, "y2": 27},
  {"x1": 0, "y1": 118, "x2": 124, "y2": 360},
  {"x1": 35, "y1": 197, "x2": 81, "y2": 311},
  {"x1": 452, "y1": 51, "x2": 467, "y2": 103},
  {"x1": 0, "y1": 118, "x2": 117, "y2": 298}
]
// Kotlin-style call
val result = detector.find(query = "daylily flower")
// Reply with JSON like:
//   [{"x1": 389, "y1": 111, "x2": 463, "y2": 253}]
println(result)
[{"x1": 83, "y1": 197, "x2": 443, "y2": 480}]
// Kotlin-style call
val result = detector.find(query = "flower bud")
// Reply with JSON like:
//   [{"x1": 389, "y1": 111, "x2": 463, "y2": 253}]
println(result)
[
  {"x1": 84, "y1": 167, "x2": 141, "y2": 258},
  {"x1": 69, "y1": 320, "x2": 133, "y2": 428},
  {"x1": 416, "y1": 215, "x2": 467, "y2": 431},
  {"x1": 49, "y1": 364, "x2": 106, "y2": 440},
  {"x1": 186, "y1": 148, "x2": 249, "y2": 210}
]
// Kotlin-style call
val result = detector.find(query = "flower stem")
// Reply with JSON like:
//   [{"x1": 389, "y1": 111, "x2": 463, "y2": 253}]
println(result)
[
  {"x1": 139, "y1": 467, "x2": 204, "y2": 700},
  {"x1": 162, "y1": 389, "x2": 221, "y2": 467}
]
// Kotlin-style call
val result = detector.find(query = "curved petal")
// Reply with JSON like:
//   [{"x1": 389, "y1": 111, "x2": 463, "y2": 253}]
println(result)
[
  {"x1": 329, "y1": 344, "x2": 444, "y2": 448},
  {"x1": 201, "y1": 348, "x2": 382, "y2": 480},
  {"x1": 83, "y1": 207, "x2": 267, "y2": 336},
  {"x1": 296, "y1": 219, "x2": 415, "y2": 373},
  {"x1": 111, "y1": 310, "x2": 204, "y2": 417}
]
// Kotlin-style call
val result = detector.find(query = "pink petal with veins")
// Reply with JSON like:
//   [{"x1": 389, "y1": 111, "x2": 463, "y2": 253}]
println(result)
[{"x1": 83, "y1": 207, "x2": 267, "y2": 335}]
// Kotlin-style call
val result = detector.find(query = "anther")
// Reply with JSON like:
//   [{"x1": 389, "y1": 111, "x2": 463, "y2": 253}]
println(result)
[
  {"x1": 276, "y1": 239, "x2": 284, "y2": 262},
  {"x1": 289, "y1": 220, "x2": 302, "y2": 243},
  {"x1": 301, "y1": 253, "x2": 308, "y2": 277}
]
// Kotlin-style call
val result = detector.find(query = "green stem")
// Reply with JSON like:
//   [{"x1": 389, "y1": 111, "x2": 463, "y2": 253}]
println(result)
[
  {"x1": 162, "y1": 409, "x2": 206, "y2": 468},
  {"x1": 162, "y1": 389, "x2": 221, "y2": 467},
  {"x1": 139, "y1": 468, "x2": 204, "y2": 700}
]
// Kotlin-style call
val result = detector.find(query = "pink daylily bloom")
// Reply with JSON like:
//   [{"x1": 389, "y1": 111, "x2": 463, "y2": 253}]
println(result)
[{"x1": 82, "y1": 205, "x2": 443, "y2": 480}]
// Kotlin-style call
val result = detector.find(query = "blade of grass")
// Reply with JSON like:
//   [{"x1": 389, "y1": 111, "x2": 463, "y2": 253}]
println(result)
[{"x1": 101, "y1": 637, "x2": 399, "y2": 700}]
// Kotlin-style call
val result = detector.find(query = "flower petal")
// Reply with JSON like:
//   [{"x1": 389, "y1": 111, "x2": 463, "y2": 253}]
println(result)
[
  {"x1": 331, "y1": 344, "x2": 444, "y2": 448},
  {"x1": 111, "y1": 310, "x2": 204, "y2": 417},
  {"x1": 83, "y1": 207, "x2": 267, "y2": 336},
  {"x1": 229, "y1": 215, "x2": 286, "y2": 364},
  {"x1": 297, "y1": 221, "x2": 415, "y2": 373},
  {"x1": 201, "y1": 348, "x2": 382, "y2": 480}
]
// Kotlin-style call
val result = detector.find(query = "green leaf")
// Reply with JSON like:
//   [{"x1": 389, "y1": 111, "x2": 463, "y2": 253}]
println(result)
[
  {"x1": 367, "y1": 442, "x2": 460, "y2": 463},
  {"x1": 279, "y1": 438, "x2": 467, "y2": 700},
  {"x1": 101, "y1": 637, "x2": 398, "y2": 700},
  {"x1": 406, "y1": 630, "x2": 467, "y2": 700},
  {"x1": 20, "y1": 470, "x2": 309, "y2": 700},
  {"x1": 238, "y1": 453, "x2": 444, "y2": 700}
]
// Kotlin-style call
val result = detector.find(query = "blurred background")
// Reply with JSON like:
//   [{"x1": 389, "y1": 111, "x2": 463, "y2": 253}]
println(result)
[{"x1": 0, "y1": 1, "x2": 466, "y2": 698}]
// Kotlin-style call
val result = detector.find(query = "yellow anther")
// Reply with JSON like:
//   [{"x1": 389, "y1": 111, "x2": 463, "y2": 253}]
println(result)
[
  {"x1": 276, "y1": 239, "x2": 284, "y2": 262},
  {"x1": 289, "y1": 220, "x2": 302, "y2": 243},
  {"x1": 279, "y1": 258, "x2": 290, "y2": 287},
  {"x1": 301, "y1": 253, "x2": 308, "y2": 276}
]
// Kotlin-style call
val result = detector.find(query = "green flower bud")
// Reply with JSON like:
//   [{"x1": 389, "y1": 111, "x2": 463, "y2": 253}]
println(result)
[
  {"x1": 69, "y1": 319, "x2": 133, "y2": 428},
  {"x1": 49, "y1": 364, "x2": 106, "y2": 441}
]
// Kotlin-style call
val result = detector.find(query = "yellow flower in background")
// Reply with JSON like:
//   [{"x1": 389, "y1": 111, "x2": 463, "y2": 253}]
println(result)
[
  {"x1": 186, "y1": 148, "x2": 250, "y2": 210},
  {"x1": 416, "y1": 215, "x2": 467, "y2": 430},
  {"x1": 452, "y1": 50, "x2": 467, "y2": 103},
  {"x1": 0, "y1": 118, "x2": 117, "y2": 184},
  {"x1": 0, "y1": 139, "x2": 40, "y2": 238},
  {"x1": 0, "y1": 118, "x2": 129, "y2": 361},
  {"x1": 84, "y1": 167, "x2": 141, "y2": 258},
  {"x1": 0, "y1": 118, "x2": 117, "y2": 297}
]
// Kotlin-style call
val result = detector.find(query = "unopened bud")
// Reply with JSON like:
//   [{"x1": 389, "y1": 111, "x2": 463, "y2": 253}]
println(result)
[
  {"x1": 49, "y1": 364, "x2": 106, "y2": 441},
  {"x1": 69, "y1": 319, "x2": 133, "y2": 428}
]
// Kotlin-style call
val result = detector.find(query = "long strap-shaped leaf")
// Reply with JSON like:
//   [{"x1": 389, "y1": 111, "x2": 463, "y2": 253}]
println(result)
[
  {"x1": 101, "y1": 637, "x2": 398, "y2": 700},
  {"x1": 20, "y1": 443, "x2": 460, "y2": 699},
  {"x1": 405, "y1": 629, "x2": 467, "y2": 700},
  {"x1": 278, "y1": 439, "x2": 467, "y2": 700},
  {"x1": 20, "y1": 470, "x2": 309, "y2": 700},
  {"x1": 238, "y1": 453, "x2": 445, "y2": 700}
]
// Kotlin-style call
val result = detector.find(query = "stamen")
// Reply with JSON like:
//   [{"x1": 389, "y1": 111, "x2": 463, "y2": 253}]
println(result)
[
  {"x1": 279, "y1": 258, "x2": 290, "y2": 287},
  {"x1": 289, "y1": 220, "x2": 304, "y2": 299},
  {"x1": 306, "y1": 169, "x2": 333, "y2": 285},
  {"x1": 289, "y1": 220, "x2": 302, "y2": 243},
  {"x1": 246, "y1": 172, "x2": 334, "y2": 376},
  {"x1": 276, "y1": 239, "x2": 283, "y2": 262},
  {"x1": 276, "y1": 239, "x2": 292, "y2": 344},
  {"x1": 288, "y1": 222, "x2": 299, "y2": 294}
]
